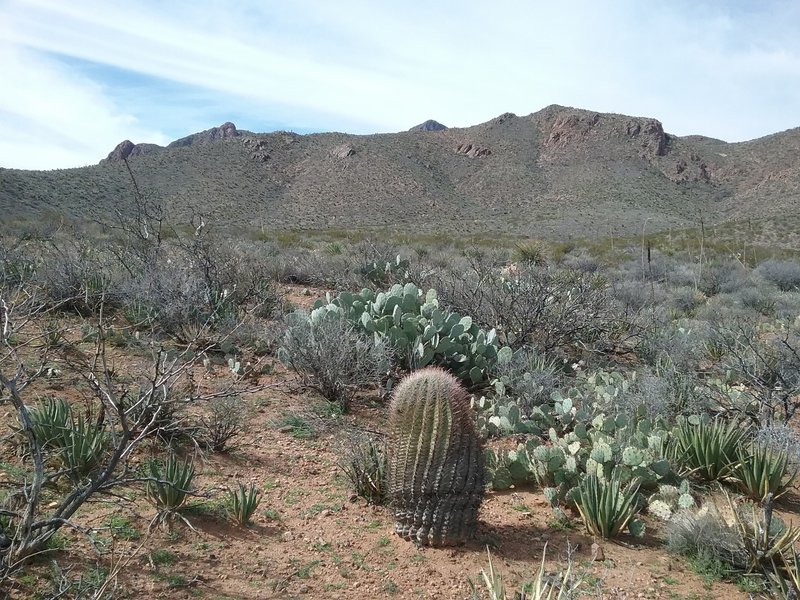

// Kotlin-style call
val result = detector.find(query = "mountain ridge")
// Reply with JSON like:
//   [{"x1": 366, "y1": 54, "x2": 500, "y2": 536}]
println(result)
[{"x1": 1, "y1": 105, "x2": 798, "y2": 246}]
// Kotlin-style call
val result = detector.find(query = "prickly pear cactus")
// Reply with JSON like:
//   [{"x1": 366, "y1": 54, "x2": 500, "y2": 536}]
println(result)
[{"x1": 387, "y1": 367, "x2": 484, "y2": 546}]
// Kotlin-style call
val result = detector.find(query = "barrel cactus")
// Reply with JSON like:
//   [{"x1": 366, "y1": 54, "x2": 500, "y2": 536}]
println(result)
[{"x1": 387, "y1": 367, "x2": 484, "y2": 546}]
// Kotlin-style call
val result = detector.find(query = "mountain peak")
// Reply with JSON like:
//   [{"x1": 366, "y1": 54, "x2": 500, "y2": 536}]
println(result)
[{"x1": 408, "y1": 119, "x2": 447, "y2": 132}]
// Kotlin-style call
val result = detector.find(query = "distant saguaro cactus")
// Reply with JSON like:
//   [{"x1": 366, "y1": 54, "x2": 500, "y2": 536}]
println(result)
[{"x1": 387, "y1": 367, "x2": 484, "y2": 546}]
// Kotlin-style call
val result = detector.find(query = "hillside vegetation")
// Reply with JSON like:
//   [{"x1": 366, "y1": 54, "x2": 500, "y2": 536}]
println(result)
[{"x1": 2, "y1": 105, "x2": 799, "y2": 247}]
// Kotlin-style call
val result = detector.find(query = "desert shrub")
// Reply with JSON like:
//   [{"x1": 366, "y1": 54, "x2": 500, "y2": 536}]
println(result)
[
  {"x1": 756, "y1": 259, "x2": 800, "y2": 292},
  {"x1": 431, "y1": 256, "x2": 622, "y2": 354},
  {"x1": 491, "y1": 347, "x2": 561, "y2": 412},
  {"x1": 667, "y1": 286, "x2": 706, "y2": 316},
  {"x1": 710, "y1": 315, "x2": 800, "y2": 421},
  {"x1": 561, "y1": 247, "x2": 600, "y2": 273},
  {"x1": 636, "y1": 320, "x2": 705, "y2": 370},
  {"x1": 200, "y1": 396, "x2": 247, "y2": 452},
  {"x1": 611, "y1": 280, "x2": 661, "y2": 313},
  {"x1": 623, "y1": 366, "x2": 706, "y2": 423},
  {"x1": 617, "y1": 249, "x2": 672, "y2": 283},
  {"x1": 667, "y1": 262, "x2": 700, "y2": 288},
  {"x1": 735, "y1": 283, "x2": 777, "y2": 316},
  {"x1": 665, "y1": 505, "x2": 747, "y2": 571},
  {"x1": 773, "y1": 291, "x2": 800, "y2": 320},
  {"x1": 697, "y1": 259, "x2": 747, "y2": 296},
  {"x1": 755, "y1": 423, "x2": 800, "y2": 468},
  {"x1": 0, "y1": 237, "x2": 38, "y2": 290},
  {"x1": 278, "y1": 311, "x2": 389, "y2": 411},
  {"x1": 35, "y1": 241, "x2": 124, "y2": 314}
]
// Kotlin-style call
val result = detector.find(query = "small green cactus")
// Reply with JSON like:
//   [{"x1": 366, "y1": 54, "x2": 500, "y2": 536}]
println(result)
[{"x1": 387, "y1": 367, "x2": 484, "y2": 546}]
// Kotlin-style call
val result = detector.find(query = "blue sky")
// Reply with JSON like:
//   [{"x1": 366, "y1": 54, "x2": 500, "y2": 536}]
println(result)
[{"x1": 1, "y1": 0, "x2": 799, "y2": 170}]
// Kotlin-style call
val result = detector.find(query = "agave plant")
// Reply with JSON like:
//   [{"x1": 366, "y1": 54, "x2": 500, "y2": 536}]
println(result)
[
  {"x1": 735, "y1": 444, "x2": 797, "y2": 501},
  {"x1": 227, "y1": 482, "x2": 261, "y2": 526},
  {"x1": 670, "y1": 417, "x2": 746, "y2": 482},
  {"x1": 25, "y1": 397, "x2": 72, "y2": 450},
  {"x1": 58, "y1": 415, "x2": 107, "y2": 483},
  {"x1": 574, "y1": 470, "x2": 644, "y2": 539},
  {"x1": 146, "y1": 455, "x2": 195, "y2": 528}
]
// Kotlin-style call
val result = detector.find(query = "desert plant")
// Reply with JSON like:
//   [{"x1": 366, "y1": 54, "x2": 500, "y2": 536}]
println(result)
[
  {"x1": 757, "y1": 259, "x2": 800, "y2": 292},
  {"x1": 669, "y1": 417, "x2": 746, "y2": 482},
  {"x1": 735, "y1": 443, "x2": 797, "y2": 501},
  {"x1": 200, "y1": 396, "x2": 247, "y2": 452},
  {"x1": 278, "y1": 310, "x2": 389, "y2": 411},
  {"x1": 665, "y1": 504, "x2": 747, "y2": 570},
  {"x1": 339, "y1": 434, "x2": 387, "y2": 504},
  {"x1": 574, "y1": 470, "x2": 644, "y2": 539},
  {"x1": 146, "y1": 456, "x2": 195, "y2": 528},
  {"x1": 386, "y1": 367, "x2": 484, "y2": 546},
  {"x1": 227, "y1": 482, "x2": 261, "y2": 526},
  {"x1": 471, "y1": 544, "x2": 579, "y2": 600},
  {"x1": 730, "y1": 493, "x2": 800, "y2": 575},
  {"x1": 24, "y1": 397, "x2": 72, "y2": 451},
  {"x1": 58, "y1": 415, "x2": 107, "y2": 483}
]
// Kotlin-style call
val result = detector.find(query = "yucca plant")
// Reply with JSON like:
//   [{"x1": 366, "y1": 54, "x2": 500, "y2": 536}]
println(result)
[
  {"x1": 228, "y1": 482, "x2": 261, "y2": 526},
  {"x1": 471, "y1": 544, "x2": 578, "y2": 600},
  {"x1": 729, "y1": 493, "x2": 800, "y2": 575},
  {"x1": 768, "y1": 550, "x2": 800, "y2": 599},
  {"x1": 58, "y1": 414, "x2": 107, "y2": 483},
  {"x1": 25, "y1": 397, "x2": 72, "y2": 450},
  {"x1": 146, "y1": 455, "x2": 195, "y2": 528},
  {"x1": 735, "y1": 444, "x2": 797, "y2": 501},
  {"x1": 574, "y1": 470, "x2": 644, "y2": 539},
  {"x1": 339, "y1": 435, "x2": 386, "y2": 504},
  {"x1": 670, "y1": 417, "x2": 746, "y2": 482}
]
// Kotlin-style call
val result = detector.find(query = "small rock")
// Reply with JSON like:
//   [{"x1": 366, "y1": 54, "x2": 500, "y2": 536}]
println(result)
[
  {"x1": 591, "y1": 543, "x2": 605, "y2": 562},
  {"x1": 281, "y1": 531, "x2": 294, "y2": 542}
]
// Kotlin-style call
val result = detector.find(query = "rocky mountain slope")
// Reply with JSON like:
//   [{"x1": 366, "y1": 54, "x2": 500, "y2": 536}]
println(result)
[{"x1": 1, "y1": 105, "x2": 798, "y2": 242}]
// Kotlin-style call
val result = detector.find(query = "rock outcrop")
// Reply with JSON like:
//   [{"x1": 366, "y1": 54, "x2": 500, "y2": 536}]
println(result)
[
  {"x1": 409, "y1": 119, "x2": 447, "y2": 132},
  {"x1": 168, "y1": 122, "x2": 240, "y2": 148},
  {"x1": 625, "y1": 118, "x2": 667, "y2": 157},
  {"x1": 330, "y1": 144, "x2": 356, "y2": 159},
  {"x1": 101, "y1": 140, "x2": 160, "y2": 163},
  {"x1": 455, "y1": 143, "x2": 491, "y2": 158}
]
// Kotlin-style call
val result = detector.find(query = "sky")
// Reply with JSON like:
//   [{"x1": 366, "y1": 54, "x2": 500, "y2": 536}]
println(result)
[{"x1": 1, "y1": 0, "x2": 799, "y2": 170}]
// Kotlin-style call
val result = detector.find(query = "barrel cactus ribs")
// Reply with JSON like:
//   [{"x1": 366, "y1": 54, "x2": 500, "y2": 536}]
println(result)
[{"x1": 387, "y1": 367, "x2": 484, "y2": 546}]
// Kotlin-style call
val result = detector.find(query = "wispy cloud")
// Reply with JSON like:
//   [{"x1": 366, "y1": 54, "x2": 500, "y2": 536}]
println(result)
[{"x1": 1, "y1": 0, "x2": 799, "y2": 169}]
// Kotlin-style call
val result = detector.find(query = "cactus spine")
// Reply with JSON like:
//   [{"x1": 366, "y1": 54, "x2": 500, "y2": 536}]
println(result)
[{"x1": 387, "y1": 367, "x2": 484, "y2": 546}]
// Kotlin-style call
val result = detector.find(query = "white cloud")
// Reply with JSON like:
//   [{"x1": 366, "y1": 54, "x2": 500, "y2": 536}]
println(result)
[
  {"x1": 1, "y1": 0, "x2": 799, "y2": 169},
  {"x1": 0, "y1": 43, "x2": 169, "y2": 169}
]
